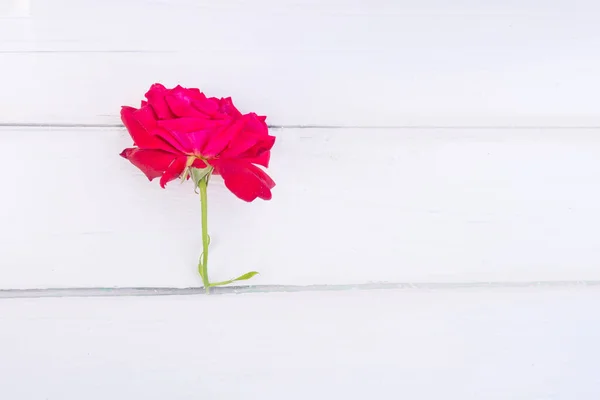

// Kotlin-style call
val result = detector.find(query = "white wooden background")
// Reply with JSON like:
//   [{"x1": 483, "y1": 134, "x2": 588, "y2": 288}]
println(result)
[{"x1": 1, "y1": 0, "x2": 600, "y2": 398}]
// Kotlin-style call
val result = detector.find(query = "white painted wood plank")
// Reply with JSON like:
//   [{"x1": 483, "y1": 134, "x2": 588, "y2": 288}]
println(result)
[
  {"x1": 1, "y1": 0, "x2": 600, "y2": 126},
  {"x1": 2, "y1": 127, "x2": 600, "y2": 289},
  {"x1": 1, "y1": 287, "x2": 599, "y2": 399},
  {"x1": 0, "y1": 0, "x2": 29, "y2": 17}
]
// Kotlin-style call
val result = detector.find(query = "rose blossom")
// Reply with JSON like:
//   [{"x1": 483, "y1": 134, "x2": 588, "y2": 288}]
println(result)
[{"x1": 120, "y1": 83, "x2": 276, "y2": 201}]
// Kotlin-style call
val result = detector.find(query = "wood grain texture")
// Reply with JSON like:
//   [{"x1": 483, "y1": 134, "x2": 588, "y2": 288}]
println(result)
[
  {"x1": 0, "y1": 0, "x2": 29, "y2": 17},
  {"x1": 3, "y1": 3, "x2": 599, "y2": 397},
  {"x1": 1, "y1": 288, "x2": 599, "y2": 399},
  {"x1": 1, "y1": 0, "x2": 600, "y2": 126},
  {"x1": 2, "y1": 126, "x2": 600, "y2": 289}
]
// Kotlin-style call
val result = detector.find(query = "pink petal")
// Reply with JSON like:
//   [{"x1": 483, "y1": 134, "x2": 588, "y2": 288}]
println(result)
[
  {"x1": 187, "y1": 131, "x2": 213, "y2": 155},
  {"x1": 244, "y1": 112, "x2": 269, "y2": 136},
  {"x1": 240, "y1": 147, "x2": 272, "y2": 168},
  {"x1": 223, "y1": 134, "x2": 275, "y2": 166},
  {"x1": 165, "y1": 86, "x2": 209, "y2": 118},
  {"x1": 196, "y1": 96, "x2": 222, "y2": 116},
  {"x1": 192, "y1": 159, "x2": 209, "y2": 169},
  {"x1": 157, "y1": 118, "x2": 225, "y2": 134},
  {"x1": 213, "y1": 160, "x2": 276, "y2": 202},
  {"x1": 119, "y1": 148, "x2": 178, "y2": 181},
  {"x1": 120, "y1": 106, "x2": 176, "y2": 153},
  {"x1": 201, "y1": 118, "x2": 245, "y2": 158},
  {"x1": 159, "y1": 156, "x2": 188, "y2": 188},
  {"x1": 144, "y1": 83, "x2": 175, "y2": 119},
  {"x1": 218, "y1": 113, "x2": 275, "y2": 164},
  {"x1": 185, "y1": 87, "x2": 208, "y2": 102},
  {"x1": 152, "y1": 129, "x2": 191, "y2": 154},
  {"x1": 218, "y1": 97, "x2": 242, "y2": 118},
  {"x1": 153, "y1": 126, "x2": 213, "y2": 155},
  {"x1": 242, "y1": 134, "x2": 275, "y2": 165}
]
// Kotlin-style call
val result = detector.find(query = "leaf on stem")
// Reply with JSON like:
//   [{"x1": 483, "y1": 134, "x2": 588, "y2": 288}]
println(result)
[
  {"x1": 190, "y1": 167, "x2": 213, "y2": 187},
  {"x1": 198, "y1": 253, "x2": 205, "y2": 279},
  {"x1": 209, "y1": 271, "x2": 259, "y2": 287}
]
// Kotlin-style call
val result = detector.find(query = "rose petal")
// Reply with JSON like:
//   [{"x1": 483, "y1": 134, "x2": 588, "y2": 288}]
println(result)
[
  {"x1": 201, "y1": 118, "x2": 245, "y2": 158},
  {"x1": 120, "y1": 106, "x2": 176, "y2": 153},
  {"x1": 223, "y1": 133, "x2": 275, "y2": 164},
  {"x1": 243, "y1": 134, "x2": 275, "y2": 159},
  {"x1": 239, "y1": 145, "x2": 272, "y2": 168},
  {"x1": 187, "y1": 131, "x2": 214, "y2": 155},
  {"x1": 213, "y1": 160, "x2": 276, "y2": 202},
  {"x1": 159, "y1": 156, "x2": 188, "y2": 188},
  {"x1": 192, "y1": 159, "x2": 209, "y2": 169},
  {"x1": 185, "y1": 87, "x2": 208, "y2": 102},
  {"x1": 196, "y1": 96, "x2": 223, "y2": 117},
  {"x1": 219, "y1": 113, "x2": 274, "y2": 163},
  {"x1": 153, "y1": 127, "x2": 213, "y2": 156},
  {"x1": 145, "y1": 83, "x2": 175, "y2": 119},
  {"x1": 119, "y1": 148, "x2": 178, "y2": 181},
  {"x1": 165, "y1": 86, "x2": 209, "y2": 118},
  {"x1": 218, "y1": 97, "x2": 242, "y2": 118},
  {"x1": 244, "y1": 112, "x2": 269, "y2": 136},
  {"x1": 157, "y1": 118, "x2": 225, "y2": 134}
]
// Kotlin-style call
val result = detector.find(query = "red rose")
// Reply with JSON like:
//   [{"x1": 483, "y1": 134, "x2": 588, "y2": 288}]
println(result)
[{"x1": 120, "y1": 83, "x2": 276, "y2": 201}]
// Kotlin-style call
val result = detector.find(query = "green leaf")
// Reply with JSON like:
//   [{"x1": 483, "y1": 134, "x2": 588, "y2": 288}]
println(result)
[
  {"x1": 180, "y1": 167, "x2": 191, "y2": 183},
  {"x1": 198, "y1": 254, "x2": 205, "y2": 279},
  {"x1": 190, "y1": 167, "x2": 212, "y2": 187},
  {"x1": 197, "y1": 237, "x2": 210, "y2": 279},
  {"x1": 209, "y1": 271, "x2": 259, "y2": 287}
]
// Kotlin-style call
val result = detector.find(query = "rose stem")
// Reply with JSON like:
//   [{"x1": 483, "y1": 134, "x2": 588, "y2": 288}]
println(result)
[{"x1": 198, "y1": 175, "x2": 210, "y2": 294}]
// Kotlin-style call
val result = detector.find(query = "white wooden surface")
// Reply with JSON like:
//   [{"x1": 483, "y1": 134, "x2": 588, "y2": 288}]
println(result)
[
  {"x1": 2, "y1": 0, "x2": 600, "y2": 126},
  {"x1": 2, "y1": 288, "x2": 600, "y2": 399},
  {"x1": 2, "y1": 126, "x2": 600, "y2": 288},
  {"x1": 2, "y1": 1, "x2": 600, "y2": 398}
]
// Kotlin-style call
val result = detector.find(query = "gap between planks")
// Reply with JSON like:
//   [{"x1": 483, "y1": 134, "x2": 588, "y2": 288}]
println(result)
[
  {"x1": 1, "y1": 281, "x2": 600, "y2": 299},
  {"x1": 1, "y1": 123, "x2": 600, "y2": 130}
]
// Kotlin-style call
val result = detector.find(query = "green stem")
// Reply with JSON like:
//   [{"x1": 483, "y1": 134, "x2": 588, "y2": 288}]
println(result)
[{"x1": 198, "y1": 176, "x2": 210, "y2": 294}]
